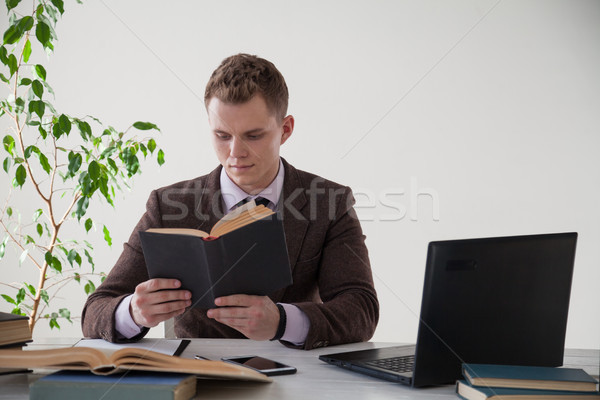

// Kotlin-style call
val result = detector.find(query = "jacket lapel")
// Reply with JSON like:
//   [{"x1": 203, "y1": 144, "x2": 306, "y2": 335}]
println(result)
[
  {"x1": 280, "y1": 158, "x2": 309, "y2": 274},
  {"x1": 195, "y1": 164, "x2": 224, "y2": 233}
]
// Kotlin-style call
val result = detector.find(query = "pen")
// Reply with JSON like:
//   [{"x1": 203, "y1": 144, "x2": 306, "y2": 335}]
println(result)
[{"x1": 194, "y1": 355, "x2": 210, "y2": 360}]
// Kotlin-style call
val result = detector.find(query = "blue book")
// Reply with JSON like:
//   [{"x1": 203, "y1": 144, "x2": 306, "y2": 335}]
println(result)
[
  {"x1": 29, "y1": 370, "x2": 196, "y2": 400},
  {"x1": 457, "y1": 380, "x2": 600, "y2": 400},
  {"x1": 463, "y1": 363, "x2": 599, "y2": 392}
]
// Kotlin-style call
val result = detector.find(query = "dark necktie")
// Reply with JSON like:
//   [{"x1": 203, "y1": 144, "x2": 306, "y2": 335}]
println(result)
[{"x1": 235, "y1": 196, "x2": 270, "y2": 209}]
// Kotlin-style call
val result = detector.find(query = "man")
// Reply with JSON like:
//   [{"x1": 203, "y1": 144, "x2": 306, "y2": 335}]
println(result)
[{"x1": 82, "y1": 54, "x2": 379, "y2": 350}]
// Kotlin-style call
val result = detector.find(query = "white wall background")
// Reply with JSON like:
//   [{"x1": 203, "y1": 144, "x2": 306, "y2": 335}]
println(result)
[{"x1": 1, "y1": 0, "x2": 599, "y2": 349}]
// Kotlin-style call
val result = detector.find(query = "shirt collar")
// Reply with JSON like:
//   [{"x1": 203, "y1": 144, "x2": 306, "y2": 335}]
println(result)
[{"x1": 220, "y1": 158, "x2": 285, "y2": 213}]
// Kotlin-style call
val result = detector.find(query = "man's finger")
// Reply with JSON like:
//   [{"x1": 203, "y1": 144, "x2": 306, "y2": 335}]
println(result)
[
  {"x1": 214, "y1": 294, "x2": 251, "y2": 307},
  {"x1": 138, "y1": 278, "x2": 182, "y2": 293}
]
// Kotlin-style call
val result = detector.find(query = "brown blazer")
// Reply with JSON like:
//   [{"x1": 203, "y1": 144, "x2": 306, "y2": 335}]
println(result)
[{"x1": 81, "y1": 159, "x2": 379, "y2": 350}]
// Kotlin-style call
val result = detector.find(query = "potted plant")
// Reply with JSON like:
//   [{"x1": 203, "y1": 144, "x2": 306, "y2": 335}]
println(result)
[{"x1": 0, "y1": 0, "x2": 164, "y2": 334}]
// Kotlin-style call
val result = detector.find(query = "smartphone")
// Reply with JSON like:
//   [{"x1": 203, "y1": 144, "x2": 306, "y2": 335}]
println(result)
[{"x1": 221, "y1": 355, "x2": 297, "y2": 376}]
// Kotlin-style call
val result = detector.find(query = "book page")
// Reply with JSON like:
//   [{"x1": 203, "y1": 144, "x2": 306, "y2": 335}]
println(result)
[
  {"x1": 74, "y1": 338, "x2": 187, "y2": 357},
  {"x1": 145, "y1": 228, "x2": 209, "y2": 238}
]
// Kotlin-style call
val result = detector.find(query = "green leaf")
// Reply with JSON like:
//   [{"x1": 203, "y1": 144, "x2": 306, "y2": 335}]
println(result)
[
  {"x1": 18, "y1": 249, "x2": 28, "y2": 265},
  {"x1": 25, "y1": 283, "x2": 36, "y2": 296},
  {"x1": 34, "y1": 64, "x2": 46, "y2": 81},
  {"x1": 32, "y1": 80, "x2": 44, "y2": 98},
  {"x1": 52, "y1": 123, "x2": 63, "y2": 139},
  {"x1": 84, "y1": 218, "x2": 93, "y2": 232},
  {"x1": 49, "y1": 317, "x2": 59, "y2": 329},
  {"x1": 28, "y1": 100, "x2": 45, "y2": 119},
  {"x1": 84, "y1": 249, "x2": 94, "y2": 268},
  {"x1": 77, "y1": 120, "x2": 92, "y2": 140},
  {"x1": 67, "y1": 152, "x2": 82, "y2": 175},
  {"x1": 147, "y1": 138, "x2": 156, "y2": 153},
  {"x1": 7, "y1": 53, "x2": 17, "y2": 76},
  {"x1": 0, "y1": 73, "x2": 9, "y2": 83},
  {"x1": 103, "y1": 225, "x2": 112, "y2": 246},
  {"x1": 16, "y1": 288, "x2": 25, "y2": 304},
  {"x1": 74, "y1": 273, "x2": 81, "y2": 283},
  {"x1": 38, "y1": 153, "x2": 51, "y2": 173},
  {"x1": 1, "y1": 294, "x2": 15, "y2": 305},
  {"x1": 75, "y1": 196, "x2": 89, "y2": 220},
  {"x1": 24, "y1": 145, "x2": 38, "y2": 159},
  {"x1": 133, "y1": 121, "x2": 159, "y2": 131},
  {"x1": 6, "y1": 0, "x2": 21, "y2": 11},
  {"x1": 6, "y1": 207, "x2": 12, "y2": 217},
  {"x1": 67, "y1": 249, "x2": 79, "y2": 266},
  {"x1": 45, "y1": 251, "x2": 53, "y2": 265},
  {"x1": 0, "y1": 236, "x2": 8, "y2": 259},
  {"x1": 19, "y1": 16, "x2": 34, "y2": 32},
  {"x1": 36, "y1": 223, "x2": 43, "y2": 236},
  {"x1": 0, "y1": 45, "x2": 7, "y2": 63},
  {"x1": 40, "y1": 289, "x2": 49, "y2": 305},
  {"x1": 59, "y1": 114, "x2": 71, "y2": 134},
  {"x1": 38, "y1": 126, "x2": 47, "y2": 139},
  {"x1": 3, "y1": 24, "x2": 21, "y2": 45},
  {"x1": 84, "y1": 280, "x2": 96, "y2": 295},
  {"x1": 22, "y1": 39, "x2": 32, "y2": 63},
  {"x1": 51, "y1": 256, "x2": 62, "y2": 273},
  {"x1": 15, "y1": 164, "x2": 26, "y2": 187},
  {"x1": 51, "y1": 0, "x2": 64, "y2": 14},
  {"x1": 3, "y1": 135, "x2": 15, "y2": 155},
  {"x1": 25, "y1": 235, "x2": 35, "y2": 244},
  {"x1": 157, "y1": 149, "x2": 165, "y2": 166},
  {"x1": 19, "y1": 77, "x2": 31, "y2": 86},
  {"x1": 35, "y1": 21, "x2": 51, "y2": 48},
  {"x1": 59, "y1": 308, "x2": 71, "y2": 322},
  {"x1": 88, "y1": 160, "x2": 100, "y2": 180},
  {"x1": 33, "y1": 208, "x2": 42, "y2": 221}
]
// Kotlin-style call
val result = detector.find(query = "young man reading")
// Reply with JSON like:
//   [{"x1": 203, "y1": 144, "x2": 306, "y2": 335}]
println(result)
[{"x1": 81, "y1": 54, "x2": 379, "y2": 349}]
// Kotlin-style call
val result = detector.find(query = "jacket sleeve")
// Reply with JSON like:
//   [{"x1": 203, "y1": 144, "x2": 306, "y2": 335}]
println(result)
[
  {"x1": 291, "y1": 188, "x2": 379, "y2": 350},
  {"x1": 80, "y1": 190, "x2": 163, "y2": 342}
]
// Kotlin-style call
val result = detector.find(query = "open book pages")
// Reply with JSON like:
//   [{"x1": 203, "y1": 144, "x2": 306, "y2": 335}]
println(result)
[
  {"x1": 0, "y1": 347, "x2": 271, "y2": 381},
  {"x1": 145, "y1": 201, "x2": 274, "y2": 239}
]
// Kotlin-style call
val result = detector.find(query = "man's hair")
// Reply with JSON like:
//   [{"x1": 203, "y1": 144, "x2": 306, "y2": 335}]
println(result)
[{"x1": 204, "y1": 53, "x2": 289, "y2": 122}]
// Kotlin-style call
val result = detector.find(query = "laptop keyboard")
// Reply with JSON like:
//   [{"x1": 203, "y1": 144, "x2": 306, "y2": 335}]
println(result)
[{"x1": 364, "y1": 355, "x2": 415, "y2": 373}]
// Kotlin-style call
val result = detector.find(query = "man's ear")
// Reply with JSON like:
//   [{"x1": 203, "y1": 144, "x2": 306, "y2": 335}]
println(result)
[{"x1": 280, "y1": 115, "x2": 294, "y2": 145}]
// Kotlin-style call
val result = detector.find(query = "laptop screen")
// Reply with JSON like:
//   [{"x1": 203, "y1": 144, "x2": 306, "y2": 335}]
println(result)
[{"x1": 412, "y1": 232, "x2": 577, "y2": 387}]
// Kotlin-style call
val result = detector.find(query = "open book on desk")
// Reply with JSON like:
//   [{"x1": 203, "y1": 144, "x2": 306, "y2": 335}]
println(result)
[
  {"x1": 139, "y1": 202, "x2": 292, "y2": 309},
  {"x1": 0, "y1": 343, "x2": 270, "y2": 381}
]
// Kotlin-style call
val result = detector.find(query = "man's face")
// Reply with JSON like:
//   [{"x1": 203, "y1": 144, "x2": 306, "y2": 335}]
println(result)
[{"x1": 207, "y1": 95, "x2": 294, "y2": 195}]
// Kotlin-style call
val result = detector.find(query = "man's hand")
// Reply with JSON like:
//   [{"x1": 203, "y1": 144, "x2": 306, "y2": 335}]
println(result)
[
  {"x1": 130, "y1": 278, "x2": 191, "y2": 328},
  {"x1": 206, "y1": 295, "x2": 280, "y2": 340}
]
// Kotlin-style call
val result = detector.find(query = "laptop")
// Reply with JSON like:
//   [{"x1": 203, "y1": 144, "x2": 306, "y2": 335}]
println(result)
[{"x1": 319, "y1": 232, "x2": 578, "y2": 387}]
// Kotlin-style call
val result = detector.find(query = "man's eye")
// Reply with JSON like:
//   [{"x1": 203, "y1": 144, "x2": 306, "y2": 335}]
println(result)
[{"x1": 216, "y1": 133, "x2": 230, "y2": 140}]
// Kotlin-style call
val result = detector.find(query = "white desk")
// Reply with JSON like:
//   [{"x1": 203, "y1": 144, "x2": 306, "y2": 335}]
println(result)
[{"x1": 1, "y1": 339, "x2": 598, "y2": 399}]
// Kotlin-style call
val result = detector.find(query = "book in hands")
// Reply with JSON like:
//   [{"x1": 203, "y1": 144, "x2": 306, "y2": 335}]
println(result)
[
  {"x1": 0, "y1": 311, "x2": 32, "y2": 347},
  {"x1": 0, "y1": 346, "x2": 270, "y2": 382},
  {"x1": 29, "y1": 371, "x2": 197, "y2": 400},
  {"x1": 139, "y1": 202, "x2": 292, "y2": 309},
  {"x1": 462, "y1": 363, "x2": 598, "y2": 392},
  {"x1": 456, "y1": 379, "x2": 600, "y2": 400}
]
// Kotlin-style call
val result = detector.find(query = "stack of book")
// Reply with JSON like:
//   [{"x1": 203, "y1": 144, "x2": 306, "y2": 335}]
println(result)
[
  {"x1": 0, "y1": 311, "x2": 32, "y2": 348},
  {"x1": 456, "y1": 363, "x2": 600, "y2": 399},
  {"x1": 0, "y1": 311, "x2": 32, "y2": 375}
]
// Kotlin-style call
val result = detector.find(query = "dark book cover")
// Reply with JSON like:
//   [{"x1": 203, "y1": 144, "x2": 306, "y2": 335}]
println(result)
[
  {"x1": 456, "y1": 380, "x2": 600, "y2": 400},
  {"x1": 29, "y1": 371, "x2": 196, "y2": 400},
  {"x1": 463, "y1": 363, "x2": 598, "y2": 392},
  {"x1": 139, "y1": 214, "x2": 292, "y2": 308}
]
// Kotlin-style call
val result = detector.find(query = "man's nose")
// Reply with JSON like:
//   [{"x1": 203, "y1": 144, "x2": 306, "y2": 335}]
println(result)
[{"x1": 230, "y1": 137, "x2": 248, "y2": 158}]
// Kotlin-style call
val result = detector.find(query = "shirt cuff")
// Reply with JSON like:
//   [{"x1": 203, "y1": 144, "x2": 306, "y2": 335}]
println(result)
[
  {"x1": 115, "y1": 294, "x2": 144, "y2": 339},
  {"x1": 279, "y1": 303, "x2": 310, "y2": 346}
]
